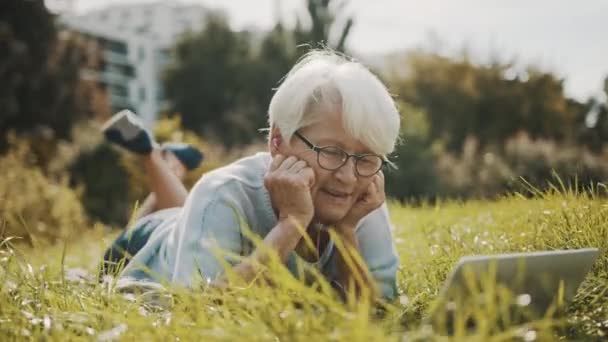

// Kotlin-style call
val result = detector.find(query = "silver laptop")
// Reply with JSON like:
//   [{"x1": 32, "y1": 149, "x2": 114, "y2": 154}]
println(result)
[{"x1": 425, "y1": 248, "x2": 599, "y2": 330}]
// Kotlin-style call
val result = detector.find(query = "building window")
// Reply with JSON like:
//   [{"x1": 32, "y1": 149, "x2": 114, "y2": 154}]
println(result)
[
  {"x1": 110, "y1": 85, "x2": 129, "y2": 97},
  {"x1": 107, "y1": 40, "x2": 128, "y2": 55},
  {"x1": 122, "y1": 65, "x2": 135, "y2": 77},
  {"x1": 156, "y1": 87, "x2": 165, "y2": 101},
  {"x1": 138, "y1": 46, "x2": 145, "y2": 61},
  {"x1": 136, "y1": 25, "x2": 149, "y2": 34},
  {"x1": 155, "y1": 50, "x2": 165, "y2": 65},
  {"x1": 139, "y1": 87, "x2": 146, "y2": 102}
]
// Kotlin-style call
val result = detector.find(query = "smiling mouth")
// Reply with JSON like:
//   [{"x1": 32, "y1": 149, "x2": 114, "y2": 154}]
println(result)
[{"x1": 322, "y1": 189, "x2": 352, "y2": 200}]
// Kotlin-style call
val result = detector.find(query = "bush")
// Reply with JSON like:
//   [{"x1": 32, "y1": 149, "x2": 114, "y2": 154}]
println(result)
[
  {"x1": 504, "y1": 132, "x2": 608, "y2": 190},
  {"x1": 435, "y1": 133, "x2": 608, "y2": 199},
  {"x1": 387, "y1": 117, "x2": 608, "y2": 202},
  {"x1": 385, "y1": 135, "x2": 438, "y2": 201},
  {"x1": 0, "y1": 135, "x2": 88, "y2": 243},
  {"x1": 385, "y1": 102, "x2": 439, "y2": 201},
  {"x1": 120, "y1": 115, "x2": 223, "y2": 204},
  {"x1": 68, "y1": 143, "x2": 131, "y2": 226},
  {"x1": 68, "y1": 115, "x2": 254, "y2": 226}
]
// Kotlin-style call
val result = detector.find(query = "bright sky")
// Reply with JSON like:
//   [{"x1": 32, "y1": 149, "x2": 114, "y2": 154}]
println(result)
[{"x1": 52, "y1": 0, "x2": 608, "y2": 101}]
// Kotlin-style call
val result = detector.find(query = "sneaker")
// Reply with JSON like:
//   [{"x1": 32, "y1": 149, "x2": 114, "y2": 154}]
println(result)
[
  {"x1": 161, "y1": 142, "x2": 204, "y2": 170},
  {"x1": 102, "y1": 110, "x2": 156, "y2": 154}
]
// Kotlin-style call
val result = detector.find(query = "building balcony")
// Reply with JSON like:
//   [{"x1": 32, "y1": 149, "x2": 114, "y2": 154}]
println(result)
[
  {"x1": 109, "y1": 93, "x2": 133, "y2": 109},
  {"x1": 102, "y1": 50, "x2": 131, "y2": 66},
  {"x1": 79, "y1": 69, "x2": 134, "y2": 87},
  {"x1": 98, "y1": 70, "x2": 132, "y2": 86}
]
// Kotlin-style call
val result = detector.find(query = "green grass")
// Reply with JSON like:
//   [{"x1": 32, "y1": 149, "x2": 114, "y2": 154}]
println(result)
[{"x1": 1, "y1": 189, "x2": 607, "y2": 341}]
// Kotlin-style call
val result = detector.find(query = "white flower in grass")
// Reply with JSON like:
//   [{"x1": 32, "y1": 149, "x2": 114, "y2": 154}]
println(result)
[{"x1": 516, "y1": 293, "x2": 532, "y2": 307}]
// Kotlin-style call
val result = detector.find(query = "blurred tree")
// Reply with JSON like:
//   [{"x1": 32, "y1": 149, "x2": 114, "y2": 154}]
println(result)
[
  {"x1": 384, "y1": 101, "x2": 439, "y2": 201},
  {"x1": 164, "y1": 13, "x2": 262, "y2": 147},
  {"x1": 252, "y1": 23, "x2": 300, "y2": 123},
  {"x1": 388, "y1": 51, "x2": 586, "y2": 152},
  {"x1": 294, "y1": 0, "x2": 354, "y2": 52},
  {"x1": 164, "y1": 0, "x2": 355, "y2": 147},
  {"x1": 578, "y1": 76, "x2": 608, "y2": 152},
  {"x1": 68, "y1": 143, "x2": 131, "y2": 226},
  {"x1": 0, "y1": 0, "x2": 85, "y2": 149}
]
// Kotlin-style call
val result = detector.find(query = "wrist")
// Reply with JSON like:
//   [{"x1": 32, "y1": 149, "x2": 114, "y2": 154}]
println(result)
[
  {"x1": 334, "y1": 221, "x2": 357, "y2": 235},
  {"x1": 279, "y1": 214, "x2": 312, "y2": 230},
  {"x1": 278, "y1": 214, "x2": 312, "y2": 231}
]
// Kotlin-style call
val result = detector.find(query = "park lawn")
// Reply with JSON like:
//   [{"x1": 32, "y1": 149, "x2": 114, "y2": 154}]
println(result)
[{"x1": 1, "y1": 188, "x2": 607, "y2": 341}]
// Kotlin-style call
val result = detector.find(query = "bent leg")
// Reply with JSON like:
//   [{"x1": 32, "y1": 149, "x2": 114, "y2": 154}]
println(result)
[
  {"x1": 101, "y1": 216, "x2": 160, "y2": 277},
  {"x1": 143, "y1": 148, "x2": 188, "y2": 210},
  {"x1": 131, "y1": 193, "x2": 157, "y2": 222}
]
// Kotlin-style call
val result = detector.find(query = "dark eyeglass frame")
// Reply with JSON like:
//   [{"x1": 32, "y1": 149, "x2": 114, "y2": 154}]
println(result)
[{"x1": 293, "y1": 131, "x2": 388, "y2": 177}]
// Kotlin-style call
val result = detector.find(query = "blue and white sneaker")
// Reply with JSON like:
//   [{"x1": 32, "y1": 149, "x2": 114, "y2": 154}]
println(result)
[
  {"x1": 161, "y1": 142, "x2": 204, "y2": 170},
  {"x1": 102, "y1": 110, "x2": 156, "y2": 154}
]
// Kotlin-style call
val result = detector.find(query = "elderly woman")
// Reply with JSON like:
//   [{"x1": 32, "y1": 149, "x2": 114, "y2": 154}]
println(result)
[{"x1": 101, "y1": 50, "x2": 401, "y2": 300}]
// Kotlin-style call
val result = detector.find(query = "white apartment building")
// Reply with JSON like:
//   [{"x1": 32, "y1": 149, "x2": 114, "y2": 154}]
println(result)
[{"x1": 61, "y1": 2, "x2": 208, "y2": 127}]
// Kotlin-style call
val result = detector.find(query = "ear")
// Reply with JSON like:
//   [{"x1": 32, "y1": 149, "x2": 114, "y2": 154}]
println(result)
[{"x1": 269, "y1": 125, "x2": 283, "y2": 155}]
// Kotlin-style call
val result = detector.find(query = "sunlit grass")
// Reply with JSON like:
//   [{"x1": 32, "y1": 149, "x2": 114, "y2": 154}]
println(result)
[{"x1": 1, "y1": 188, "x2": 607, "y2": 340}]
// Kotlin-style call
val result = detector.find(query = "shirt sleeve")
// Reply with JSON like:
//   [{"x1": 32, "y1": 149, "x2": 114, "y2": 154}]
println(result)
[
  {"x1": 355, "y1": 203, "x2": 400, "y2": 300},
  {"x1": 170, "y1": 183, "x2": 246, "y2": 287}
]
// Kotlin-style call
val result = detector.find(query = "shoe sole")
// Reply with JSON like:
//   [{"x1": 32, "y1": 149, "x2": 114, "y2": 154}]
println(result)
[
  {"x1": 102, "y1": 109, "x2": 146, "y2": 141},
  {"x1": 102, "y1": 110, "x2": 155, "y2": 154}
]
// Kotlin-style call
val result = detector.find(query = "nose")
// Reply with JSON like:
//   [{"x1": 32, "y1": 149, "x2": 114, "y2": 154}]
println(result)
[{"x1": 333, "y1": 157, "x2": 358, "y2": 184}]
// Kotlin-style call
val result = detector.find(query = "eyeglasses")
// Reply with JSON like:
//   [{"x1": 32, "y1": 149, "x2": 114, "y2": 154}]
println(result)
[{"x1": 294, "y1": 131, "x2": 387, "y2": 177}]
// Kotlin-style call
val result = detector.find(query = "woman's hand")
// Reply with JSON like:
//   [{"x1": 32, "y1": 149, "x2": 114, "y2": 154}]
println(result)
[
  {"x1": 335, "y1": 171, "x2": 386, "y2": 232},
  {"x1": 264, "y1": 154, "x2": 316, "y2": 228}
]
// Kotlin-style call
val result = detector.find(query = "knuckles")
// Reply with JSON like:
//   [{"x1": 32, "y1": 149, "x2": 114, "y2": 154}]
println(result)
[{"x1": 264, "y1": 171, "x2": 310, "y2": 190}]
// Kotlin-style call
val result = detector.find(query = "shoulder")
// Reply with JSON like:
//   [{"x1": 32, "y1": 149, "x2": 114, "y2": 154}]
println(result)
[
  {"x1": 356, "y1": 202, "x2": 391, "y2": 232},
  {"x1": 182, "y1": 152, "x2": 274, "y2": 225},
  {"x1": 189, "y1": 152, "x2": 271, "y2": 200}
]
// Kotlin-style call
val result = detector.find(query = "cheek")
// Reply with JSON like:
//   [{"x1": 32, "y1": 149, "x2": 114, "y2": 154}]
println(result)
[
  {"x1": 311, "y1": 169, "x2": 330, "y2": 195},
  {"x1": 353, "y1": 178, "x2": 374, "y2": 197}
]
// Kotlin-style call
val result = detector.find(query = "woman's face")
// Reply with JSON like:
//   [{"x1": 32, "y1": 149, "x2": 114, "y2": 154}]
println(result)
[{"x1": 271, "y1": 110, "x2": 379, "y2": 225}]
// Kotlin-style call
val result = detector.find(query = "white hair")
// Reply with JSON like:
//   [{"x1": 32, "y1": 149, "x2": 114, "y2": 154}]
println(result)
[{"x1": 268, "y1": 50, "x2": 400, "y2": 156}]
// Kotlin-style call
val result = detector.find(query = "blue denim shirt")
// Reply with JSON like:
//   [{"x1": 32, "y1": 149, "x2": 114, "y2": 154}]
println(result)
[{"x1": 119, "y1": 152, "x2": 399, "y2": 299}]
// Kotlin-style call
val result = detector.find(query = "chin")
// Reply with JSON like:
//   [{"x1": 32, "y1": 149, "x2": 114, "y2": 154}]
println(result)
[{"x1": 313, "y1": 206, "x2": 348, "y2": 226}]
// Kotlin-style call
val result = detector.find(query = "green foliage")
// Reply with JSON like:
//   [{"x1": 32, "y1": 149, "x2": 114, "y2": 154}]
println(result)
[
  {"x1": 164, "y1": 13, "x2": 264, "y2": 147},
  {"x1": 68, "y1": 143, "x2": 131, "y2": 226},
  {"x1": 1, "y1": 190, "x2": 606, "y2": 339},
  {"x1": 67, "y1": 116, "x2": 248, "y2": 226},
  {"x1": 383, "y1": 51, "x2": 608, "y2": 201},
  {"x1": 389, "y1": 51, "x2": 587, "y2": 152},
  {"x1": 121, "y1": 115, "x2": 227, "y2": 205},
  {"x1": 163, "y1": 1, "x2": 355, "y2": 147},
  {"x1": 385, "y1": 135, "x2": 438, "y2": 201},
  {"x1": 388, "y1": 130, "x2": 608, "y2": 201},
  {"x1": 578, "y1": 76, "x2": 608, "y2": 152},
  {"x1": 433, "y1": 133, "x2": 608, "y2": 200},
  {"x1": 385, "y1": 102, "x2": 438, "y2": 200},
  {"x1": 0, "y1": 135, "x2": 88, "y2": 244},
  {"x1": 0, "y1": 0, "x2": 86, "y2": 148},
  {"x1": 294, "y1": 0, "x2": 354, "y2": 52}
]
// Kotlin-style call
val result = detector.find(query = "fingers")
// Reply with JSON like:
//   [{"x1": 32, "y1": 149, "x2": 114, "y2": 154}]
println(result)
[
  {"x1": 269, "y1": 154, "x2": 315, "y2": 186},
  {"x1": 288, "y1": 160, "x2": 308, "y2": 173},
  {"x1": 373, "y1": 172, "x2": 386, "y2": 203},
  {"x1": 278, "y1": 156, "x2": 298, "y2": 171},
  {"x1": 269, "y1": 154, "x2": 286, "y2": 172},
  {"x1": 299, "y1": 166, "x2": 316, "y2": 188},
  {"x1": 275, "y1": 155, "x2": 310, "y2": 174},
  {"x1": 361, "y1": 173, "x2": 385, "y2": 204},
  {"x1": 290, "y1": 159, "x2": 314, "y2": 188}
]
